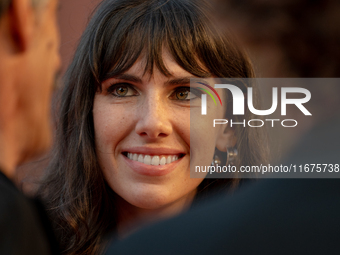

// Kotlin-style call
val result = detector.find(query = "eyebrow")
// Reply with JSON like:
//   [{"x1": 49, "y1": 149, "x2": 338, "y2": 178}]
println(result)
[
  {"x1": 111, "y1": 74, "x2": 143, "y2": 83},
  {"x1": 165, "y1": 77, "x2": 196, "y2": 86}
]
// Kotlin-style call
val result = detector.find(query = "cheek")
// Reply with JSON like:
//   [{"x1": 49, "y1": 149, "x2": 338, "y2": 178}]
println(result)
[
  {"x1": 92, "y1": 96, "x2": 136, "y2": 192},
  {"x1": 189, "y1": 102, "x2": 225, "y2": 168},
  {"x1": 190, "y1": 121, "x2": 216, "y2": 170},
  {"x1": 92, "y1": 96, "x2": 134, "y2": 153},
  {"x1": 172, "y1": 108, "x2": 191, "y2": 146},
  {"x1": 93, "y1": 108, "x2": 115, "y2": 152}
]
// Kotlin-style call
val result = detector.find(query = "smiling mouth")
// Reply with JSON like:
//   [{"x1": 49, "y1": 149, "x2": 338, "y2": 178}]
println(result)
[{"x1": 122, "y1": 152, "x2": 185, "y2": 166}]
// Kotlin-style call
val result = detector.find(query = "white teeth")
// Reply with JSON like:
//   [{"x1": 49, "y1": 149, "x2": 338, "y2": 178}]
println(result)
[
  {"x1": 166, "y1": 156, "x2": 172, "y2": 164},
  {"x1": 151, "y1": 156, "x2": 160, "y2": 166},
  {"x1": 144, "y1": 155, "x2": 151, "y2": 165},
  {"x1": 126, "y1": 153, "x2": 181, "y2": 165},
  {"x1": 160, "y1": 157, "x2": 166, "y2": 165}
]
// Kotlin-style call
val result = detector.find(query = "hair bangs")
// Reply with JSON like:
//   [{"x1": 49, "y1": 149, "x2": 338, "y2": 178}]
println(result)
[{"x1": 91, "y1": 0, "x2": 216, "y2": 86}]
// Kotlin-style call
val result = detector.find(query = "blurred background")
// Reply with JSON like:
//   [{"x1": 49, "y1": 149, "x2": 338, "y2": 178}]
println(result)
[
  {"x1": 16, "y1": 0, "x2": 340, "y2": 192},
  {"x1": 56, "y1": 0, "x2": 101, "y2": 77},
  {"x1": 213, "y1": 0, "x2": 340, "y2": 78}
]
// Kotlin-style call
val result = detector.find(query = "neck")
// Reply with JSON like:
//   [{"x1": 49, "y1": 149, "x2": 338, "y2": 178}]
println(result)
[{"x1": 116, "y1": 190, "x2": 196, "y2": 238}]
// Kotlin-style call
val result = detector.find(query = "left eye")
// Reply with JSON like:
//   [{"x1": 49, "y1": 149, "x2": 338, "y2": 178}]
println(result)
[{"x1": 171, "y1": 87, "x2": 200, "y2": 100}]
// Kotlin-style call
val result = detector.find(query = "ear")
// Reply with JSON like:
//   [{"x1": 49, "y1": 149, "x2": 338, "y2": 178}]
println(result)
[
  {"x1": 9, "y1": 0, "x2": 34, "y2": 52},
  {"x1": 215, "y1": 125, "x2": 237, "y2": 152}
]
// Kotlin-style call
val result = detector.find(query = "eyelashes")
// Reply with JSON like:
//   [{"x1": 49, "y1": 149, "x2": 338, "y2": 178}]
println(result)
[
  {"x1": 168, "y1": 87, "x2": 203, "y2": 101},
  {"x1": 106, "y1": 83, "x2": 204, "y2": 101},
  {"x1": 107, "y1": 83, "x2": 139, "y2": 97}
]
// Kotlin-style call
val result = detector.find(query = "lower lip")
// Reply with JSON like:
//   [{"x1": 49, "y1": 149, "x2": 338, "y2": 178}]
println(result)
[{"x1": 123, "y1": 154, "x2": 183, "y2": 176}]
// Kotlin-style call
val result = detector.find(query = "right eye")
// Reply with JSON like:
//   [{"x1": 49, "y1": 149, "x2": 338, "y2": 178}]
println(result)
[{"x1": 107, "y1": 83, "x2": 139, "y2": 97}]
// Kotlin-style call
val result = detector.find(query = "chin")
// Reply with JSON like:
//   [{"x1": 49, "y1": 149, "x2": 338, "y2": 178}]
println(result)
[{"x1": 121, "y1": 185, "x2": 178, "y2": 210}]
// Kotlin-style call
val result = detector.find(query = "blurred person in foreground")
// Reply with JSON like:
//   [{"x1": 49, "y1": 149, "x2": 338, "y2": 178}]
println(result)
[
  {"x1": 105, "y1": 0, "x2": 340, "y2": 254},
  {"x1": 0, "y1": 0, "x2": 60, "y2": 254}
]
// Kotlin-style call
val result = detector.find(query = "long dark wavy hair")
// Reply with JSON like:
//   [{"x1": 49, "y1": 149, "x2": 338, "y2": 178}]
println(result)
[{"x1": 38, "y1": 0, "x2": 268, "y2": 254}]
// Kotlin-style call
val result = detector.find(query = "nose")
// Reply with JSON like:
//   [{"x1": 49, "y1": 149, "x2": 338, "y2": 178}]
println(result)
[{"x1": 135, "y1": 93, "x2": 172, "y2": 139}]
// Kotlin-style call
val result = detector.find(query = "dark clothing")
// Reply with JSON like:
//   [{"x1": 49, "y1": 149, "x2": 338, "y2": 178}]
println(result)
[
  {"x1": 106, "y1": 179, "x2": 340, "y2": 255},
  {"x1": 0, "y1": 171, "x2": 58, "y2": 255},
  {"x1": 105, "y1": 119, "x2": 340, "y2": 255}
]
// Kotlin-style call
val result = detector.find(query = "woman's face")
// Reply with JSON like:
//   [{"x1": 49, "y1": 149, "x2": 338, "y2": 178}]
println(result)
[{"x1": 93, "y1": 50, "x2": 233, "y2": 211}]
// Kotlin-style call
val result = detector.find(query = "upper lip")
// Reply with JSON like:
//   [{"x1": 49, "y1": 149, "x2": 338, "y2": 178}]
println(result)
[{"x1": 122, "y1": 146, "x2": 186, "y2": 156}]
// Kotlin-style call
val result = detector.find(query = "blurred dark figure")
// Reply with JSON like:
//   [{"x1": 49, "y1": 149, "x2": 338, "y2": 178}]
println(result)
[
  {"x1": 0, "y1": 0, "x2": 60, "y2": 254},
  {"x1": 104, "y1": 0, "x2": 340, "y2": 254}
]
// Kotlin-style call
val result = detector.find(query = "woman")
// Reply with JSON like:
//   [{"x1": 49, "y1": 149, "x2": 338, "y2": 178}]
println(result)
[{"x1": 39, "y1": 0, "x2": 267, "y2": 254}]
